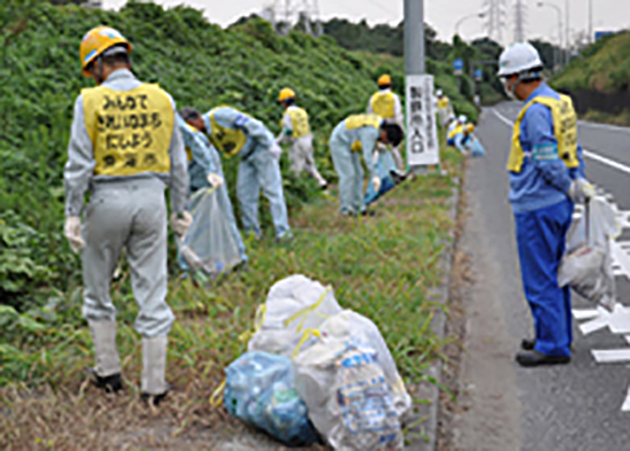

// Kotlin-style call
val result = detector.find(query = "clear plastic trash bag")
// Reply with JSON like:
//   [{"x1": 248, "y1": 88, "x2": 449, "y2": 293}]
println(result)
[
  {"x1": 224, "y1": 351, "x2": 320, "y2": 447},
  {"x1": 558, "y1": 196, "x2": 621, "y2": 311},
  {"x1": 466, "y1": 135, "x2": 486, "y2": 157},
  {"x1": 247, "y1": 275, "x2": 342, "y2": 357},
  {"x1": 293, "y1": 310, "x2": 406, "y2": 450},
  {"x1": 180, "y1": 187, "x2": 241, "y2": 278}
]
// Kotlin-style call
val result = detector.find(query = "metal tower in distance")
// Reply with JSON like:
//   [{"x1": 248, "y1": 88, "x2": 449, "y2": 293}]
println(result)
[
  {"x1": 262, "y1": 0, "x2": 323, "y2": 36},
  {"x1": 513, "y1": 0, "x2": 527, "y2": 42},
  {"x1": 482, "y1": 0, "x2": 508, "y2": 42}
]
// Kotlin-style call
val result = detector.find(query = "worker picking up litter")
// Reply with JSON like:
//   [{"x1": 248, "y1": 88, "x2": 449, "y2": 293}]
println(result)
[{"x1": 276, "y1": 87, "x2": 328, "y2": 189}]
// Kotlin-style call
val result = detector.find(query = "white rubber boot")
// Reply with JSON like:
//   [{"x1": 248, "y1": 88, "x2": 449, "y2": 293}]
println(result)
[
  {"x1": 89, "y1": 320, "x2": 121, "y2": 377},
  {"x1": 141, "y1": 335, "x2": 168, "y2": 400}
]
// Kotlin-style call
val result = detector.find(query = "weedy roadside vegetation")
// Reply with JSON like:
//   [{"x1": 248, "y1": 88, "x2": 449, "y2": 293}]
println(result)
[
  {"x1": 1, "y1": 0, "x2": 471, "y2": 447},
  {"x1": 0, "y1": 147, "x2": 463, "y2": 448}
]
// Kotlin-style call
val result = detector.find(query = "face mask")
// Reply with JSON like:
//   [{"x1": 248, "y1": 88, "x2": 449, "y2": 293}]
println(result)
[{"x1": 502, "y1": 78, "x2": 518, "y2": 100}]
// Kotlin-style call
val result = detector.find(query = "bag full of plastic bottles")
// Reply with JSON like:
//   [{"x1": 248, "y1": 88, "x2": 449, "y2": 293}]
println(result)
[{"x1": 224, "y1": 351, "x2": 320, "y2": 447}]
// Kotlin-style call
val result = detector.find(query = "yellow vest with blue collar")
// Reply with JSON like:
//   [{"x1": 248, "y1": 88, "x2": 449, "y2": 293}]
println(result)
[
  {"x1": 447, "y1": 125, "x2": 464, "y2": 140},
  {"x1": 507, "y1": 94, "x2": 579, "y2": 173},
  {"x1": 207, "y1": 107, "x2": 249, "y2": 158},
  {"x1": 344, "y1": 114, "x2": 382, "y2": 152}
]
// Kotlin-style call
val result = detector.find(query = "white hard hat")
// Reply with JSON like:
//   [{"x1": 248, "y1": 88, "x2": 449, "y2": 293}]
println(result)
[
  {"x1": 458, "y1": 115, "x2": 467, "y2": 124},
  {"x1": 436, "y1": 89, "x2": 443, "y2": 97},
  {"x1": 497, "y1": 42, "x2": 543, "y2": 77}
]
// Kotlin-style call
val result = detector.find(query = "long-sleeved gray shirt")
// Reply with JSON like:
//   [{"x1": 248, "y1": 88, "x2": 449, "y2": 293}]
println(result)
[{"x1": 63, "y1": 69, "x2": 189, "y2": 216}]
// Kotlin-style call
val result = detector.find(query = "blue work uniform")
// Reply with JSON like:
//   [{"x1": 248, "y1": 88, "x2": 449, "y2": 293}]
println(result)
[
  {"x1": 329, "y1": 115, "x2": 381, "y2": 215},
  {"x1": 509, "y1": 82, "x2": 585, "y2": 357},
  {"x1": 201, "y1": 107, "x2": 290, "y2": 239},
  {"x1": 177, "y1": 116, "x2": 247, "y2": 265},
  {"x1": 364, "y1": 150, "x2": 396, "y2": 206}
]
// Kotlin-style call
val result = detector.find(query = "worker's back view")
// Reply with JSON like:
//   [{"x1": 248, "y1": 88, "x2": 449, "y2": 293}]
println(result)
[{"x1": 63, "y1": 26, "x2": 190, "y2": 405}]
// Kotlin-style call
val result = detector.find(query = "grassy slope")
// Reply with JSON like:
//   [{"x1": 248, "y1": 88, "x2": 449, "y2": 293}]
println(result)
[
  {"x1": 552, "y1": 31, "x2": 630, "y2": 92},
  {"x1": 0, "y1": 0, "x2": 473, "y2": 309}
]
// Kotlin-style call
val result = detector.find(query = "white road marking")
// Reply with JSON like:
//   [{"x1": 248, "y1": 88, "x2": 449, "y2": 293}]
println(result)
[
  {"x1": 622, "y1": 387, "x2": 630, "y2": 411},
  {"x1": 592, "y1": 349, "x2": 630, "y2": 363},
  {"x1": 579, "y1": 120, "x2": 630, "y2": 134},
  {"x1": 492, "y1": 109, "x2": 630, "y2": 176}
]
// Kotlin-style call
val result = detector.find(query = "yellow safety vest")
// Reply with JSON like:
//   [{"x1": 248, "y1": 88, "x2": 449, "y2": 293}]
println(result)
[
  {"x1": 286, "y1": 107, "x2": 311, "y2": 138},
  {"x1": 507, "y1": 94, "x2": 579, "y2": 173},
  {"x1": 345, "y1": 114, "x2": 382, "y2": 153},
  {"x1": 207, "y1": 107, "x2": 249, "y2": 158},
  {"x1": 82, "y1": 83, "x2": 173, "y2": 176},
  {"x1": 447, "y1": 125, "x2": 463, "y2": 140},
  {"x1": 370, "y1": 91, "x2": 396, "y2": 119},
  {"x1": 437, "y1": 97, "x2": 450, "y2": 110}
]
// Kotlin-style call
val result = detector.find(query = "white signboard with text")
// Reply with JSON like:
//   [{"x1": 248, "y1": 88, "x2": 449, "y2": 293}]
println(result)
[{"x1": 405, "y1": 74, "x2": 440, "y2": 167}]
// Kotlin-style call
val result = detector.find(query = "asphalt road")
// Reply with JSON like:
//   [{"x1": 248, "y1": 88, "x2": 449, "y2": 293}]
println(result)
[{"x1": 451, "y1": 101, "x2": 630, "y2": 451}]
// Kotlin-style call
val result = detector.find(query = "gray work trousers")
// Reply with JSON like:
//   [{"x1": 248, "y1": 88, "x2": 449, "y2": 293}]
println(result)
[{"x1": 82, "y1": 178, "x2": 174, "y2": 338}]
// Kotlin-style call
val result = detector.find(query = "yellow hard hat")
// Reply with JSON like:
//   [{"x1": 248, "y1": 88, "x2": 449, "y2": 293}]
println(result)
[
  {"x1": 377, "y1": 74, "x2": 391, "y2": 86},
  {"x1": 465, "y1": 124, "x2": 475, "y2": 134},
  {"x1": 278, "y1": 87, "x2": 296, "y2": 102},
  {"x1": 80, "y1": 25, "x2": 132, "y2": 76}
]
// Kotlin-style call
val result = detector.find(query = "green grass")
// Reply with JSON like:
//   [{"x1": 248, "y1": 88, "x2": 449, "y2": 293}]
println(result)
[{"x1": 0, "y1": 148, "x2": 462, "y2": 448}]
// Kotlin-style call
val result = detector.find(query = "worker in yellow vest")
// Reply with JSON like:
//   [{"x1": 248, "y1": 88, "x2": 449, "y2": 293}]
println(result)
[
  {"x1": 181, "y1": 106, "x2": 291, "y2": 240},
  {"x1": 63, "y1": 26, "x2": 190, "y2": 405},
  {"x1": 498, "y1": 42, "x2": 593, "y2": 367},
  {"x1": 435, "y1": 89, "x2": 454, "y2": 129},
  {"x1": 276, "y1": 88, "x2": 327, "y2": 189},
  {"x1": 367, "y1": 74, "x2": 405, "y2": 174},
  {"x1": 329, "y1": 114, "x2": 403, "y2": 216}
]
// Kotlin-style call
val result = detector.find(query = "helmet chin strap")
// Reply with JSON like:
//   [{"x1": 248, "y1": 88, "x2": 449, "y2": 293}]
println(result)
[{"x1": 93, "y1": 57, "x2": 105, "y2": 85}]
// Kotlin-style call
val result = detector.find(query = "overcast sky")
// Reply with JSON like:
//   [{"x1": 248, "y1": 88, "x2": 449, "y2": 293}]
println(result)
[{"x1": 103, "y1": 0, "x2": 625, "y2": 46}]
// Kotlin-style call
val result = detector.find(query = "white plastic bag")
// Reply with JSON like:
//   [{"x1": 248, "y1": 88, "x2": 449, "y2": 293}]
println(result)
[
  {"x1": 180, "y1": 187, "x2": 241, "y2": 277},
  {"x1": 247, "y1": 275, "x2": 342, "y2": 357},
  {"x1": 558, "y1": 196, "x2": 621, "y2": 311},
  {"x1": 293, "y1": 310, "x2": 409, "y2": 450}
]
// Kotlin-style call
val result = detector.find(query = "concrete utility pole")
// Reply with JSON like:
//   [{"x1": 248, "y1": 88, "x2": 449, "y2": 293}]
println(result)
[
  {"x1": 404, "y1": 0, "x2": 425, "y2": 74},
  {"x1": 565, "y1": 0, "x2": 570, "y2": 64},
  {"x1": 514, "y1": 0, "x2": 526, "y2": 42},
  {"x1": 588, "y1": 0, "x2": 593, "y2": 43}
]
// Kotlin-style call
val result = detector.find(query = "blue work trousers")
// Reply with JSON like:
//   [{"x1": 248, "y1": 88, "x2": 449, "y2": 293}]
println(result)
[{"x1": 515, "y1": 198, "x2": 574, "y2": 357}]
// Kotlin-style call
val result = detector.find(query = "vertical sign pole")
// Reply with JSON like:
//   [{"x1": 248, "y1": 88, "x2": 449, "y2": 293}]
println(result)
[{"x1": 404, "y1": 0, "x2": 440, "y2": 173}]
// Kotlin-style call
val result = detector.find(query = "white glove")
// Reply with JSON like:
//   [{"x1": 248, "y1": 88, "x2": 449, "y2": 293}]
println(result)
[
  {"x1": 269, "y1": 143, "x2": 282, "y2": 159},
  {"x1": 64, "y1": 216, "x2": 85, "y2": 253},
  {"x1": 170, "y1": 211, "x2": 193, "y2": 237},
  {"x1": 568, "y1": 178, "x2": 595, "y2": 203},
  {"x1": 206, "y1": 173, "x2": 224, "y2": 188},
  {"x1": 372, "y1": 176, "x2": 382, "y2": 193}
]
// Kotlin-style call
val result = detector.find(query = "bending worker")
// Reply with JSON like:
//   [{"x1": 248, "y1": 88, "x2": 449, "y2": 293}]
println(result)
[
  {"x1": 177, "y1": 113, "x2": 247, "y2": 267},
  {"x1": 367, "y1": 74, "x2": 405, "y2": 174},
  {"x1": 277, "y1": 88, "x2": 328, "y2": 189},
  {"x1": 498, "y1": 42, "x2": 592, "y2": 367},
  {"x1": 181, "y1": 106, "x2": 291, "y2": 240},
  {"x1": 63, "y1": 26, "x2": 190, "y2": 405},
  {"x1": 329, "y1": 113, "x2": 403, "y2": 216}
]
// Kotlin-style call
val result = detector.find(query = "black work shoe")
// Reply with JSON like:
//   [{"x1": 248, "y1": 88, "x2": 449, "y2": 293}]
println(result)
[
  {"x1": 141, "y1": 384, "x2": 171, "y2": 407},
  {"x1": 390, "y1": 169, "x2": 408, "y2": 185},
  {"x1": 521, "y1": 338, "x2": 536, "y2": 351},
  {"x1": 90, "y1": 371, "x2": 124, "y2": 394},
  {"x1": 361, "y1": 209, "x2": 377, "y2": 217},
  {"x1": 515, "y1": 350, "x2": 570, "y2": 367}
]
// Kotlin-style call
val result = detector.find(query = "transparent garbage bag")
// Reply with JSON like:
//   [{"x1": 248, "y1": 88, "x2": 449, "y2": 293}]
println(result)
[
  {"x1": 466, "y1": 135, "x2": 486, "y2": 157},
  {"x1": 558, "y1": 196, "x2": 621, "y2": 311},
  {"x1": 224, "y1": 351, "x2": 320, "y2": 447},
  {"x1": 247, "y1": 275, "x2": 342, "y2": 357},
  {"x1": 293, "y1": 310, "x2": 406, "y2": 450},
  {"x1": 180, "y1": 187, "x2": 241, "y2": 278}
]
